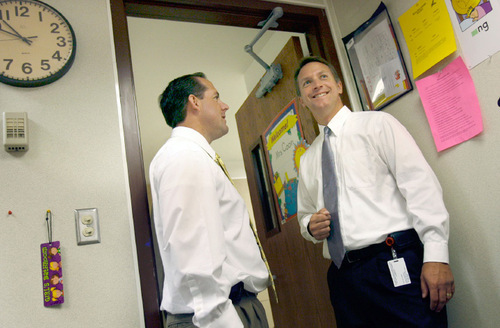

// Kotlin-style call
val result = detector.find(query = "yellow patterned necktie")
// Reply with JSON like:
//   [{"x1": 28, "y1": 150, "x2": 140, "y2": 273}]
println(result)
[
  {"x1": 214, "y1": 153, "x2": 278, "y2": 303},
  {"x1": 214, "y1": 153, "x2": 234, "y2": 185}
]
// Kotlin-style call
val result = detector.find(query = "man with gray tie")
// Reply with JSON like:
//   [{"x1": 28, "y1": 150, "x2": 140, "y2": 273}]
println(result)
[{"x1": 295, "y1": 56, "x2": 454, "y2": 327}]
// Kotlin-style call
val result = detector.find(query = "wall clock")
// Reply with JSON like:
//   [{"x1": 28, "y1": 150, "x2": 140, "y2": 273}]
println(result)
[{"x1": 0, "y1": 0, "x2": 76, "y2": 87}]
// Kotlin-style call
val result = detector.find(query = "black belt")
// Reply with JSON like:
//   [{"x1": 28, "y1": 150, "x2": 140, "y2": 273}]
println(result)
[
  {"x1": 167, "y1": 282, "x2": 255, "y2": 317},
  {"x1": 229, "y1": 282, "x2": 255, "y2": 303},
  {"x1": 344, "y1": 229, "x2": 420, "y2": 263}
]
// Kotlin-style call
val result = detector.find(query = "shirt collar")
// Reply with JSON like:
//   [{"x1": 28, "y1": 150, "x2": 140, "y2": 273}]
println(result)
[
  {"x1": 320, "y1": 106, "x2": 350, "y2": 137},
  {"x1": 171, "y1": 126, "x2": 216, "y2": 159}
]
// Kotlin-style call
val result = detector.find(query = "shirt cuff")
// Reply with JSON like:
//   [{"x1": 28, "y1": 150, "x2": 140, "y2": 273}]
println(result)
[
  {"x1": 423, "y1": 241, "x2": 449, "y2": 263},
  {"x1": 196, "y1": 301, "x2": 243, "y2": 328}
]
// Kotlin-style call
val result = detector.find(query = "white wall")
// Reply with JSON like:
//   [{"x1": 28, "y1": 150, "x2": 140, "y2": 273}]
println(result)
[
  {"x1": 128, "y1": 18, "x2": 254, "y2": 180},
  {"x1": 4, "y1": 0, "x2": 493, "y2": 327},
  {"x1": 128, "y1": 18, "x2": 305, "y2": 181},
  {"x1": 0, "y1": 1, "x2": 143, "y2": 327},
  {"x1": 330, "y1": 1, "x2": 500, "y2": 327},
  {"x1": 0, "y1": 0, "x2": 320, "y2": 326}
]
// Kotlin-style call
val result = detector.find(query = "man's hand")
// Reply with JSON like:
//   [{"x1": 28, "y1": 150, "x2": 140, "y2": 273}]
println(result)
[
  {"x1": 308, "y1": 208, "x2": 331, "y2": 240},
  {"x1": 421, "y1": 262, "x2": 455, "y2": 312}
]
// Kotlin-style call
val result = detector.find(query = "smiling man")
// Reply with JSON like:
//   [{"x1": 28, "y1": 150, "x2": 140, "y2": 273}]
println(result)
[
  {"x1": 150, "y1": 73, "x2": 270, "y2": 328},
  {"x1": 295, "y1": 57, "x2": 454, "y2": 327}
]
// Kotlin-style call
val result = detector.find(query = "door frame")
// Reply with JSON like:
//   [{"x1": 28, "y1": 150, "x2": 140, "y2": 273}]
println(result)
[{"x1": 109, "y1": 1, "x2": 348, "y2": 326}]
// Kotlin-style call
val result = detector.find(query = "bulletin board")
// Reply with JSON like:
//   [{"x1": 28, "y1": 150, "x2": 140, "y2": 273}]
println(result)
[{"x1": 342, "y1": 2, "x2": 412, "y2": 111}]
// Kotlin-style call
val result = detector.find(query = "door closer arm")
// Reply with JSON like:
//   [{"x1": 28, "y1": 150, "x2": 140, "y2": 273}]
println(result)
[{"x1": 244, "y1": 7, "x2": 284, "y2": 98}]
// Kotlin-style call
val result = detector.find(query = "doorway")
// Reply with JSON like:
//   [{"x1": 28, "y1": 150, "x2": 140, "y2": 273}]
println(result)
[
  {"x1": 128, "y1": 16, "x2": 308, "y2": 328},
  {"x1": 110, "y1": 1, "x2": 348, "y2": 326}
]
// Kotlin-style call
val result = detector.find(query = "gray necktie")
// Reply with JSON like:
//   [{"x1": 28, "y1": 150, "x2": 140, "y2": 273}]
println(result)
[{"x1": 322, "y1": 126, "x2": 345, "y2": 268}]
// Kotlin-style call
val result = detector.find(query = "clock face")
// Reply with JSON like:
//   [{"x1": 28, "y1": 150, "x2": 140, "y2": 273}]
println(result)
[{"x1": 0, "y1": 0, "x2": 76, "y2": 87}]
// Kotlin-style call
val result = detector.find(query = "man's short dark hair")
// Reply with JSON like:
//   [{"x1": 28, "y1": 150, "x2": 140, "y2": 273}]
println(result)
[
  {"x1": 159, "y1": 72, "x2": 207, "y2": 128},
  {"x1": 294, "y1": 56, "x2": 340, "y2": 96}
]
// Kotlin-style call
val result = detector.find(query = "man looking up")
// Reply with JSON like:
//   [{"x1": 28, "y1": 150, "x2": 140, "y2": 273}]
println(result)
[
  {"x1": 295, "y1": 57, "x2": 455, "y2": 327},
  {"x1": 150, "y1": 73, "x2": 270, "y2": 328}
]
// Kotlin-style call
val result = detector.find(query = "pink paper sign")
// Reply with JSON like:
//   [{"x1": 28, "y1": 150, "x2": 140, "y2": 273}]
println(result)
[{"x1": 415, "y1": 56, "x2": 483, "y2": 152}]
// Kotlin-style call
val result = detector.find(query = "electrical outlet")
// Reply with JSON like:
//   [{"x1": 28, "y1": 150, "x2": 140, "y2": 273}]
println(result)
[{"x1": 75, "y1": 208, "x2": 101, "y2": 245}]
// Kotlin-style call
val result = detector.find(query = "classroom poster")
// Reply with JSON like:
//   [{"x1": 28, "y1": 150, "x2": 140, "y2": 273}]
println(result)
[
  {"x1": 445, "y1": 0, "x2": 500, "y2": 68},
  {"x1": 263, "y1": 100, "x2": 309, "y2": 224}
]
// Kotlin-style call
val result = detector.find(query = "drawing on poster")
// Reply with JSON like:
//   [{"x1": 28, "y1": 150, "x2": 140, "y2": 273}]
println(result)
[{"x1": 450, "y1": 0, "x2": 493, "y2": 32}]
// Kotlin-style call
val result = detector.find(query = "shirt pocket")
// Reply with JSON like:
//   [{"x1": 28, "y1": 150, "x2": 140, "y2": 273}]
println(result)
[{"x1": 342, "y1": 147, "x2": 384, "y2": 189}]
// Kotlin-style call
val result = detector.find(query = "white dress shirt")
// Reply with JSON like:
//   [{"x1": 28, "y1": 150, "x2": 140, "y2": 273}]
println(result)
[
  {"x1": 298, "y1": 106, "x2": 449, "y2": 263},
  {"x1": 150, "y1": 127, "x2": 269, "y2": 327}
]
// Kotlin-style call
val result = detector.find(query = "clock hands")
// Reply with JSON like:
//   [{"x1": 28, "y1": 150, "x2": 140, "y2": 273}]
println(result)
[
  {"x1": 0, "y1": 28, "x2": 37, "y2": 43},
  {"x1": 0, "y1": 20, "x2": 33, "y2": 45},
  {"x1": 0, "y1": 25, "x2": 22, "y2": 39}
]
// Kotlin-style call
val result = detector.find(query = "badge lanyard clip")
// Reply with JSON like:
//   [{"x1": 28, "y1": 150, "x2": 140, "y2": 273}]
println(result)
[{"x1": 385, "y1": 236, "x2": 398, "y2": 259}]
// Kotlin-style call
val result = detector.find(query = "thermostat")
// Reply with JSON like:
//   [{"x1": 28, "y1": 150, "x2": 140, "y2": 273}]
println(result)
[{"x1": 3, "y1": 112, "x2": 29, "y2": 152}]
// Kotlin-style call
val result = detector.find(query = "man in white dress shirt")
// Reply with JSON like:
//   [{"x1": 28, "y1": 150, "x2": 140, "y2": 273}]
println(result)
[
  {"x1": 295, "y1": 57, "x2": 455, "y2": 327},
  {"x1": 150, "y1": 73, "x2": 270, "y2": 328}
]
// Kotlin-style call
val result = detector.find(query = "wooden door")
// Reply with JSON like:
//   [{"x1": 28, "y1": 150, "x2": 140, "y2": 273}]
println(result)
[{"x1": 236, "y1": 37, "x2": 337, "y2": 328}]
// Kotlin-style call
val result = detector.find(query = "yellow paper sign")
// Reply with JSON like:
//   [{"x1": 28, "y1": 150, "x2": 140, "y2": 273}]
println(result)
[{"x1": 399, "y1": 0, "x2": 457, "y2": 78}]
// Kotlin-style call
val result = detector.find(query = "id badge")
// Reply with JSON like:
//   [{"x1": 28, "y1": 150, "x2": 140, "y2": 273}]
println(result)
[{"x1": 387, "y1": 258, "x2": 411, "y2": 287}]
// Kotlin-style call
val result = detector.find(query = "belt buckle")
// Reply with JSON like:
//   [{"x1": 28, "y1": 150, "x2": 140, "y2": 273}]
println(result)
[{"x1": 345, "y1": 251, "x2": 357, "y2": 263}]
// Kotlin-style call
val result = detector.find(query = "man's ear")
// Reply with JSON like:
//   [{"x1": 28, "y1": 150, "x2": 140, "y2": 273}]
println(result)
[
  {"x1": 187, "y1": 94, "x2": 201, "y2": 112},
  {"x1": 338, "y1": 81, "x2": 343, "y2": 95}
]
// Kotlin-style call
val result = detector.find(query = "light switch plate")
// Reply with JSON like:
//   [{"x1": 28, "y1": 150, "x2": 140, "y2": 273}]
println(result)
[{"x1": 75, "y1": 208, "x2": 101, "y2": 245}]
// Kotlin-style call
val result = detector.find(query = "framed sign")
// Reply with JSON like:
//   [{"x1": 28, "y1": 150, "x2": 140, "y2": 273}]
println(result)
[
  {"x1": 263, "y1": 100, "x2": 309, "y2": 224},
  {"x1": 343, "y1": 2, "x2": 412, "y2": 111}
]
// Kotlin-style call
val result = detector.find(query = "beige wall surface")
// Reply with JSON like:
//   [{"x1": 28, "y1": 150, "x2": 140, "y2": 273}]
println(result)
[
  {"x1": 331, "y1": 1, "x2": 500, "y2": 327},
  {"x1": 0, "y1": 0, "x2": 326, "y2": 327},
  {"x1": 4, "y1": 0, "x2": 495, "y2": 327},
  {"x1": 128, "y1": 17, "x2": 306, "y2": 181},
  {"x1": 0, "y1": 1, "x2": 143, "y2": 327}
]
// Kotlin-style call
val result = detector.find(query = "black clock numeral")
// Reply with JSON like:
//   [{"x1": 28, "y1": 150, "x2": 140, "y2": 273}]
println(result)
[
  {"x1": 41, "y1": 60, "x2": 50, "y2": 71},
  {"x1": 3, "y1": 59, "x2": 13, "y2": 70},
  {"x1": 15, "y1": 6, "x2": 30, "y2": 17},
  {"x1": 11, "y1": 60, "x2": 52, "y2": 73},
  {"x1": 0, "y1": 9, "x2": 10, "y2": 21},
  {"x1": 1, "y1": 60, "x2": 51, "y2": 75},
  {"x1": 0, "y1": 6, "x2": 30, "y2": 21},
  {"x1": 22, "y1": 62, "x2": 32, "y2": 74},
  {"x1": 39, "y1": 11, "x2": 43, "y2": 22},
  {"x1": 52, "y1": 51, "x2": 62, "y2": 61},
  {"x1": 56, "y1": 36, "x2": 67, "y2": 47},
  {"x1": 51, "y1": 22, "x2": 60, "y2": 33}
]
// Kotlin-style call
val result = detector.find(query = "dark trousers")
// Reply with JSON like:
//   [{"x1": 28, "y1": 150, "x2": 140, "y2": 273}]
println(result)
[{"x1": 328, "y1": 240, "x2": 448, "y2": 328}]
